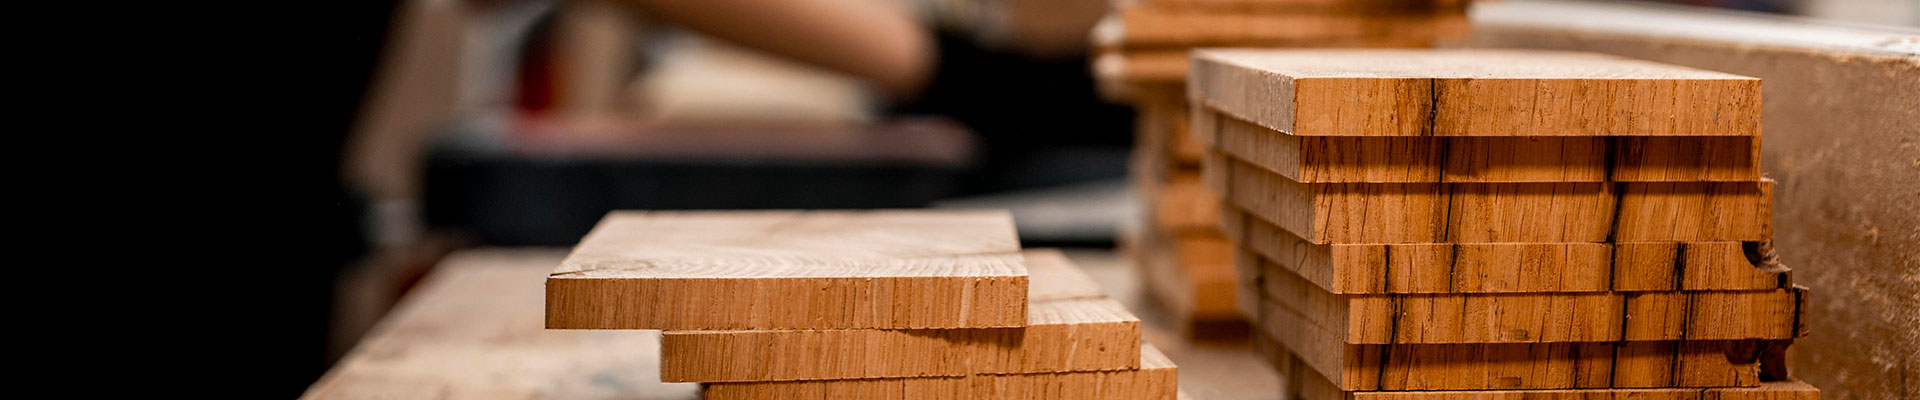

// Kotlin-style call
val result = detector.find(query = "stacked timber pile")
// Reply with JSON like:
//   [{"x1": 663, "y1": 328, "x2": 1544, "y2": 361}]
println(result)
[
  {"x1": 544, "y1": 210, "x2": 1180, "y2": 399},
  {"x1": 1186, "y1": 49, "x2": 1820, "y2": 399},
  {"x1": 1091, "y1": 0, "x2": 1469, "y2": 338}
]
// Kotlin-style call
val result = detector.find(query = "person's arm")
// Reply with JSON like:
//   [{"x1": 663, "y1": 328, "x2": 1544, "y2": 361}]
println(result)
[{"x1": 614, "y1": 0, "x2": 934, "y2": 98}]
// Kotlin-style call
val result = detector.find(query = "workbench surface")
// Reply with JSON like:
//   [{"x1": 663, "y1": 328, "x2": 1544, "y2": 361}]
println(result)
[{"x1": 301, "y1": 248, "x2": 1282, "y2": 399}]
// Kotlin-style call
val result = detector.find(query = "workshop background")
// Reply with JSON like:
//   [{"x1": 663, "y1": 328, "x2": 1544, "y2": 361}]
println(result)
[{"x1": 237, "y1": 0, "x2": 1915, "y2": 398}]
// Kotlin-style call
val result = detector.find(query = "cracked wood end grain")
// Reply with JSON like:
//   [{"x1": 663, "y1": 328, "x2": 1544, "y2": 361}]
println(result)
[
  {"x1": 699, "y1": 344, "x2": 1177, "y2": 400},
  {"x1": 658, "y1": 249, "x2": 1140, "y2": 383}
]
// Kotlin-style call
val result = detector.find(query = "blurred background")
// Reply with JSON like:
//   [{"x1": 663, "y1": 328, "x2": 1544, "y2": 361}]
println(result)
[{"x1": 254, "y1": 0, "x2": 1913, "y2": 397}]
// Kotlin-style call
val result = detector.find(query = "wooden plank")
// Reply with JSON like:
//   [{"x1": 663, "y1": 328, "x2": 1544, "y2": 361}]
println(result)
[
  {"x1": 1025, "y1": 249, "x2": 1110, "y2": 301},
  {"x1": 1262, "y1": 339, "x2": 1819, "y2": 400},
  {"x1": 1134, "y1": 0, "x2": 1468, "y2": 14},
  {"x1": 700, "y1": 344, "x2": 1179, "y2": 400},
  {"x1": 1136, "y1": 228, "x2": 1247, "y2": 326},
  {"x1": 1224, "y1": 158, "x2": 1774, "y2": 243},
  {"x1": 1094, "y1": 51, "x2": 1184, "y2": 102},
  {"x1": 1348, "y1": 381, "x2": 1819, "y2": 400},
  {"x1": 1613, "y1": 181, "x2": 1776, "y2": 244},
  {"x1": 1232, "y1": 246, "x2": 1263, "y2": 319},
  {"x1": 1128, "y1": 95, "x2": 1182, "y2": 187},
  {"x1": 1470, "y1": 4, "x2": 1917, "y2": 395},
  {"x1": 1253, "y1": 299, "x2": 1767, "y2": 391},
  {"x1": 1107, "y1": 6, "x2": 1466, "y2": 49},
  {"x1": 659, "y1": 250, "x2": 1139, "y2": 382},
  {"x1": 1127, "y1": 84, "x2": 1194, "y2": 179},
  {"x1": 1094, "y1": 50, "x2": 1188, "y2": 83},
  {"x1": 1201, "y1": 150, "x2": 1230, "y2": 198},
  {"x1": 1090, "y1": 15, "x2": 1448, "y2": 55},
  {"x1": 1224, "y1": 208, "x2": 1792, "y2": 294},
  {"x1": 1171, "y1": 111, "x2": 1207, "y2": 166},
  {"x1": 1190, "y1": 101, "x2": 1219, "y2": 150},
  {"x1": 1134, "y1": 92, "x2": 1204, "y2": 169},
  {"x1": 1152, "y1": 175, "x2": 1220, "y2": 233},
  {"x1": 1173, "y1": 232, "x2": 1241, "y2": 322},
  {"x1": 1203, "y1": 108, "x2": 1759, "y2": 182},
  {"x1": 1257, "y1": 259, "x2": 1807, "y2": 344},
  {"x1": 1190, "y1": 49, "x2": 1761, "y2": 137},
  {"x1": 545, "y1": 210, "x2": 1028, "y2": 330},
  {"x1": 302, "y1": 250, "x2": 700, "y2": 400}
]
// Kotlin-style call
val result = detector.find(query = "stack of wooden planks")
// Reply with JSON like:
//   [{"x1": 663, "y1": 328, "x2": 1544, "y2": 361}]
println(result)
[
  {"x1": 1187, "y1": 49, "x2": 1820, "y2": 399},
  {"x1": 1093, "y1": 0, "x2": 1470, "y2": 339},
  {"x1": 544, "y1": 210, "x2": 1182, "y2": 399},
  {"x1": 1092, "y1": 0, "x2": 1470, "y2": 97}
]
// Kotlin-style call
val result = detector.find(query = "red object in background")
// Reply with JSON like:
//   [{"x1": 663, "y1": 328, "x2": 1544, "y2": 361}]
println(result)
[{"x1": 516, "y1": 19, "x2": 557, "y2": 116}]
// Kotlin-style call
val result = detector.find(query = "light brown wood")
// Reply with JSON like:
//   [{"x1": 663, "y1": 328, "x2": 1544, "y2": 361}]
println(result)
[
  {"x1": 1190, "y1": 49, "x2": 1762, "y2": 137},
  {"x1": 1224, "y1": 158, "x2": 1774, "y2": 243},
  {"x1": 1267, "y1": 342, "x2": 1819, "y2": 400},
  {"x1": 700, "y1": 344, "x2": 1179, "y2": 400},
  {"x1": 1108, "y1": 6, "x2": 1466, "y2": 49},
  {"x1": 1613, "y1": 136, "x2": 1764, "y2": 181},
  {"x1": 1026, "y1": 249, "x2": 1112, "y2": 301},
  {"x1": 1257, "y1": 259, "x2": 1806, "y2": 344},
  {"x1": 307, "y1": 248, "x2": 1274, "y2": 400},
  {"x1": 1126, "y1": 82, "x2": 1245, "y2": 335},
  {"x1": 1225, "y1": 208, "x2": 1792, "y2": 294},
  {"x1": 1152, "y1": 175, "x2": 1221, "y2": 233},
  {"x1": 658, "y1": 250, "x2": 1139, "y2": 382},
  {"x1": 1472, "y1": 2, "x2": 1916, "y2": 397},
  {"x1": 1091, "y1": 14, "x2": 1448, "y2": 54},
  {"x1": 1094, "y1": 51, "x2": 1185, "y2": 101},
  {"x1": 1202, "y1": 150, "x2": 1230, "y2": 201},
  {"x1": 1127, "y1": 84, "x2": 1196, "y2": 179},
  {"x1": 545, "y1": 210, "x2": 1028, "y2": 330},
  {"x1": 1134, "y1": 93, "x2": 1208, "y2": 165},
  {"x1": 1135, "y1": 88, "x2": 1204, "y2": 168},
  {"x1": 1253, "y1": 301, "x2": 1768, "y2": 391},
  {"x1": 1613, "y1": 181, "x2": 1776, "y2": 243},
  {"x1": 1347, "y1": 381, "x2": 1819, "y2": 400},
  {"x1": 1202, "y1": 108, "x2": 1760, "y2": 182},
  {"x1": 302, "y1": 250, "x2": 700, "y2": 400},
  {"x1": 1233, "y1": 246, "x2": 1263, "y2": 319},
  {"x1": 1191, "y1": 102, "x2": 1220, "y2": 150},
  {"x1": 1134, "y1": 0, "x2": 1469, "y2": 14},
  {"x1": 1134, "y1": 229, "x2": 1246, "y2": 324}
]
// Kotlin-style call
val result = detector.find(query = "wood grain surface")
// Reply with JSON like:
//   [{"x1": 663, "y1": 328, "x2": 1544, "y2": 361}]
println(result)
[
  {"x1": 1223, "y1": 159, "x2": 1774, "y2": 243},
  {"x1": 303, "y1": 250, "x2": 699, "y2": 400},
  {"x1": 700, "y1": 344, "x2": 1179, "y2": 400},
  {"x1": 1471, "y1": 1, "x2": 1916, "y2": 397},
  {"x1": 1225, "y1": 208, "x2": 1792, "y2": 294},
  {"x1": 1199, "y1": 108, "x2": 1760, "y2": 183},
  {"x1": 1253, "y1": 311, "x2": 1771, "y2": 391},
  {"x1": 1264, "y1": 343, "x2": 1817, "y2": 400},
  {"x1": 1190, "y1": 49, "x2": 1761, "y2": 137},
  {"x1": 1110, "y1": 7, "x2": 1466, "y2": 48},
  {"x1": 546, "y1": 210, "x2": 1029, "y2": 330},
  {"x1": 1132, "y1": 228, "x2": 1245, "y2": 326},
  {"x1": 1134, "y1": 0, "x2": 1467, "y2": 14},
  {"x1": 1149, "y1": 174, "x2": 1221, "y2": 234},
  {"x1": 658, "y1": 249, "x2": 1141, "y2": 382},
  {"x1": 1256, "y1": 258, "x2": 1806, "y2": 344}
]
